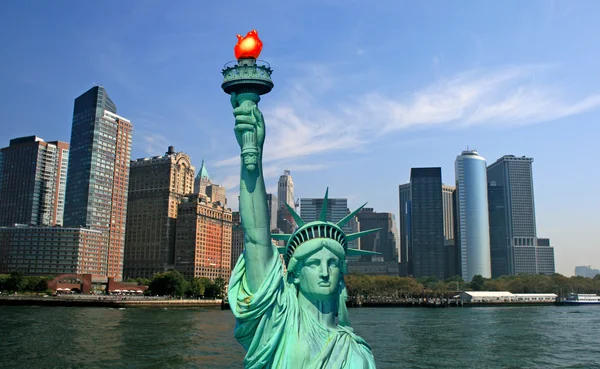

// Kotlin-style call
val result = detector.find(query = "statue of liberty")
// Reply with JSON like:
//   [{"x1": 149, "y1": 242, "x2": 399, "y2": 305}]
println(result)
[{"x1": 227, "y1": 89, "x2": 379, "y2": 368}]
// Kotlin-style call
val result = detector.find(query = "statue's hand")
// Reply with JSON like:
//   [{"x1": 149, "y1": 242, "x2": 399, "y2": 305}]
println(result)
[{"x1": 233, "y1": 101, "x2": 265, "y2": 150}]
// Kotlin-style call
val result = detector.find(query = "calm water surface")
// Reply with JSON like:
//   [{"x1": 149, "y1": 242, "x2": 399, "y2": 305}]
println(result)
[{"x1": 1, "y1": 305, "x2": 599, "y2": 368}]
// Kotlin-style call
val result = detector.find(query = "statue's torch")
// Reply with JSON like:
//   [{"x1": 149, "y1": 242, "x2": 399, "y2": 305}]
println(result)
[{"x1": 221, "y1": 30, "x2": 274, "y2": 172}]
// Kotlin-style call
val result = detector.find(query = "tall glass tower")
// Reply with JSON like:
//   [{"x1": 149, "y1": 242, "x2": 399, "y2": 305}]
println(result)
[
  {"x1": 409, "y1": 167, "x2": 446, "y2": 279},
  {"x1": 455, "y1": 150, "x2": 492, "y2": 281},
  {"x1": 487, "y1": 155, "x2": 555, "y2": 276},
  {"x1": 63, "y1": 86, "x2": 133, "y2": 280}
]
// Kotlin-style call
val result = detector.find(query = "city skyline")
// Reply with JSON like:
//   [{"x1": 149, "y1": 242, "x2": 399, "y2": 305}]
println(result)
[{"x1": 1, "y1": 2, "x2": 599, "y2": 275}]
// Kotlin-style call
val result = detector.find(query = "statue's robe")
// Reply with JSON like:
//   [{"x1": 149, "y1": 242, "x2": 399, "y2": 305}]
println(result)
[{"x1": 228, "y1": 245, "x2": 377, "y2": 369}]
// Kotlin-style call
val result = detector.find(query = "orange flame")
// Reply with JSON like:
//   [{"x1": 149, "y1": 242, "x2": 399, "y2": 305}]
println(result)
[{"x1": 234, "y1": 30, "x2": 263, "y2": 59}]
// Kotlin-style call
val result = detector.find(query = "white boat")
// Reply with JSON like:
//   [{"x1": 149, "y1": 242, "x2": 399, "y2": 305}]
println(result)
[{"x1": 562, "y1": 293, "x2": 600, "y2": 305}]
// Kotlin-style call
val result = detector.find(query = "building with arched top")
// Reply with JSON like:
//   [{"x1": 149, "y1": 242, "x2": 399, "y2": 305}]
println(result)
[
  {"x1": 455, "y1": 150, "x2": 492, "y2": 281},
  {"x1": 123, "y1": 147, "x2": 195, "y2": 279}
]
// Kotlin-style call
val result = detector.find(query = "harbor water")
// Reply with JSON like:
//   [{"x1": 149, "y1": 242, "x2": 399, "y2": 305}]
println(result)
[{"x1": 1, "y1": 305, "x2": 599, "y2": 368}]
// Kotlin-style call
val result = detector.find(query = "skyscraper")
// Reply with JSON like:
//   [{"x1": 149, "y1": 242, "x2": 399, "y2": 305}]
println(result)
[
  {"x1": 230, "y1": 211, "x2": 243, "y2": 270},
  {"x1": 409, "y1": 168, "x2": 446, "y2": 279},
  {"x1": 277, "y1": 170, "x2": 296, "y2": 234},
  {"x1": 194, "y1": 158, "x2": 211, "y2": 195},
  {"x1": 124, "y1": 146, "x2": 195, "y2": 279},
  {"x1": 399, "y1": 180, "x2": 456, "y2": 278},
  {"x1": 487, "y1": 155, "x2": 555, "y2": 276},
  {"x1": 0, "y1": 136, "x2": 69, "y2": 226},
  {"x1": 487, "y1": 181, "x2": 508, "y2": 277},
  {"x1": 442, "y1": 185, "x2": 459, "y2": 278},
  {"x1": 300, "y1": 197, "x2": 359, "y2": 251},
  {"x1": 174, "y1": 194, "x2": 232, "y2": 281},
  {"x1": 63, "y1": 86, "x2": 133, "y2": 280},
  {"x1": 356, "y1": 208, "x2": 397, "y2": 262},
  {"x1": 398, "y1": 183, "x2": 411, "y2": 275},
  {"x1": 455, "y1": 150, "x2": 492, "y2": 281},
  {"x1": 266, "y1": 193, "x2": 278, "y2": 231}
]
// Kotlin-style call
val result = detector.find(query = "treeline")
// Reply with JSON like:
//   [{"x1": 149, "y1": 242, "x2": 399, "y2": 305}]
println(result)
[
  {"x1": 143, "y1": 270, "x2": 226, "y2": 298},
  {"x1": 345, "y1": 273, "x2": 600, "y2": 300},
  {"x1": 0, "y1": 272, "x2": 51, "y2": 293}
]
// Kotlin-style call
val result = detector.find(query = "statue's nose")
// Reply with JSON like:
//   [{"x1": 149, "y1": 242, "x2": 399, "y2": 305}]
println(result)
[{"x1": 319, "y1": 265, "x2": 329, "y2": 279}]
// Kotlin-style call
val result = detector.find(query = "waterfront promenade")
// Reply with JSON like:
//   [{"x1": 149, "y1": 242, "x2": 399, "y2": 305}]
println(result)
[
  {"x1": 0, "y1": 295, "x2": 223, "y2": 308},
  {"x1": 0, "y1": 294, "x2": 563, "y2": 309}
]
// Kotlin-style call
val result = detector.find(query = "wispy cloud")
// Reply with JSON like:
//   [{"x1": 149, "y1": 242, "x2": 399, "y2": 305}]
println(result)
[
  {"x1": 216, "y1": 64, "x2": 600, "y2": 171},
  {"x1": 360, "y1": 64, "x2": 600, "y2": 131},
  {"x1": 137, "y1": 132, "x2": 170, "y2": 157}
]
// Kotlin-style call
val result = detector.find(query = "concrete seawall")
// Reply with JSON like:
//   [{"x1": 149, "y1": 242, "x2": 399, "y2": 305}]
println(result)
[{"x1": 0, "y1": 296, "x2": 223, "y2": 308}]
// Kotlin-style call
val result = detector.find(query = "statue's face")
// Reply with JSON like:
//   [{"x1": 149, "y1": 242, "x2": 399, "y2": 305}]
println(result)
[{"x1": 296, "y1": 246, "x2": 341, "y2": 301}]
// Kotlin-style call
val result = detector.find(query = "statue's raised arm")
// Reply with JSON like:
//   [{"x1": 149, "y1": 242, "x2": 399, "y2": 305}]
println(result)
[{"x1": 232, "y1": 94, "x2": 274, "y2": 293}]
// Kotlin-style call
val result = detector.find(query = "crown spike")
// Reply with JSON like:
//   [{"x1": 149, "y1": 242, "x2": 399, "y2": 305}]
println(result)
[
  {"x1": 272, "y1": 234, "x2": 291, "y2": 241},
  {"x1": 284, "y1": 202, "x2": 305, "y2": 227},
  {"x1": 347, "y1": 248, "x2": 381, "y2": 256},
  {"x1": 318, "y1": 187, "x2": 329, "y2": 222},
  {"x1": 337, "y1": 202, "x2": 368, "y2": 228},
  {"x1": 346, "y1": 227, "x2": 382, "y2": 242}
]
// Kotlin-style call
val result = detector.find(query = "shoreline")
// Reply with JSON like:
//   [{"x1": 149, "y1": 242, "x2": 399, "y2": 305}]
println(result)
[
  {"x1": 0, "y1": 296, "x2": 573, "y2": 309},
  {"x1": 0, "y1": 295, "x2": 223, "y2": 308}
]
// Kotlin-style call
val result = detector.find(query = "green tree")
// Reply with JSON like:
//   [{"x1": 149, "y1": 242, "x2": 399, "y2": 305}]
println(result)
[
  {"x1": 148, "y1": 271, "x2": 188, "y2": 297},
  {"x1": 187, "y1": 278, "x2": 209, "y2": 298},
  {"x1": 470, "y1": 275, "x2": 485, "y2": 291},
  {"x1": 0, "y1": 274, "x2": 9, "y2": 290},
  {"x1": 24, "y1": 276, "x2": 48, "y2": 292},
  {"x1": 212, "y1": 277, "x2": 226, "y2": 298},
  {"x1": 6, "y1": 271, "x2": 27, "y2": 291}
]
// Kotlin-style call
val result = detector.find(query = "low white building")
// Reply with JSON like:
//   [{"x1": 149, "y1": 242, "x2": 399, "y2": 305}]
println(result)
[{"x1": 456, "y1": 291, "x2": 557, "y2": 303}]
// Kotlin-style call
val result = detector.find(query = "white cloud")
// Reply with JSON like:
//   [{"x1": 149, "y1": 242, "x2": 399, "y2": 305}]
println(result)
[
  {"x1": 137, "y1": 132, "x2": 170, "y2": 157},
  {"x1": 214, "y1": 64, "x2": 600, "y2": 173}
]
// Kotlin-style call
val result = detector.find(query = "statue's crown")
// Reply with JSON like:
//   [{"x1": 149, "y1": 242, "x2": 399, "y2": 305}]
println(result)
[{"x1": 273, "y1": 188, "x2": 381, "y2": 266}]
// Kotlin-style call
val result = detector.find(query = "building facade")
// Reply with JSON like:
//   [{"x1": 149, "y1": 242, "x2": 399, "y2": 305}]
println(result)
[
  {"x1": 487, "y1": 155, "x2": 555, "y2": 276},
  {"x1": 300, "y1": 197, "x2": 359, "y2": 251},
  {"x1": 174, "y1": 194, "x2": 232, "y2": 281},
  {"x1": 206, "y1": 184, "x2": 226, "y2": 206},
  {"x1": 194, "y1": 159, "x2": 211, "y2": 195},
  {"x1": 0, "y1": 136, "x2": 69, "y2": 227},
  {"x1": 0, "y1": 226, "x2": 106, "y2": 276},
  {"x1": 487, "y1": 181, "x2": 508, "y2": 278},
  {"x1": 277, "y1": 170, "x2": 296, "y2": 234},
  {"x1": 442, "y1": 185, "x2": 459, "y2": 278},
  {"x1": 123, "y1": 147, "x2": 195, "y2": 279},
  {"x1": 575, "y1": 265, "x2": 600, "y2": 278},
  {"x1": 408, "y1": 168, "x2": 446, "y2": 279},
  {"x1": 63, "y1": 86, "x2": 133, "y2": 280},
  {"x1": 266, "y1": 193, "x2": 278, "y2": 231},
  {"x1": 356, "y1": 208, "x2": 397, "y2": 263},
  {"x1": 398, "y1": 183, "x2": 411, "y2": 275},
  {"x1": 455, "y1": 150, "x2": 492, "y2": 281},
  {"x1": 230, "y1": 211, "x2": 243, "y2": 270}
]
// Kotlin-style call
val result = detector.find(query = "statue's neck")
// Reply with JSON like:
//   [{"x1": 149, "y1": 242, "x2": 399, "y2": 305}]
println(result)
[{"x1": 298, "y1": 291, "x2": 337, "y2": 330}]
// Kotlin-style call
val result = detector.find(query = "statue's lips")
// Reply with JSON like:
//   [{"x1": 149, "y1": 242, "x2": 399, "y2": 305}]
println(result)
[{"x1": 318, "y1": 282, "x2": 331, "y2": 287}]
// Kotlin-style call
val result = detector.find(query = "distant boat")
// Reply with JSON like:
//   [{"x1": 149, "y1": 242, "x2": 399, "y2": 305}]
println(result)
[{"x1": 563, "y1": 293, "x2": 600, "y2": 305}]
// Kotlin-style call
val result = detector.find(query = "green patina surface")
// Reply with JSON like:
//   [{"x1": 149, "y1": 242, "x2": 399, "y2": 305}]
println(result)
[{"x1": 222, "y1": 55, "x2": 377, "y2": 368}]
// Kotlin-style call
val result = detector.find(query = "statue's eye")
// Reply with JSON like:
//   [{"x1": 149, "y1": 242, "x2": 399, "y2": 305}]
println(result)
[
  {"x1": 328, "y1": 260, "x2": 338, "y2": 268},
  {"x1": 306, "y1": 260, "x2": 319, "y2": 267}
]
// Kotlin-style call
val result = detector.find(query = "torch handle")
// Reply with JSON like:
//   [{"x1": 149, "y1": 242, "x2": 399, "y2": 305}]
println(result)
[{"x1": 233, "y1": 93, "x2": 261, "y2": 153}]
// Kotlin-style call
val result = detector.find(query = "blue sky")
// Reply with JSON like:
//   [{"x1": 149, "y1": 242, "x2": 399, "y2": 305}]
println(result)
[{"x1": 1, "y1": 1, "x2": 599, "y2": 276}]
